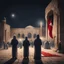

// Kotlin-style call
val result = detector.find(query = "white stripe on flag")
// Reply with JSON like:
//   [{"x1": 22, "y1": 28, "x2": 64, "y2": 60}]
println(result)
[{"x1": 41, "y1": 54, "x2": 44, "y2": 56}]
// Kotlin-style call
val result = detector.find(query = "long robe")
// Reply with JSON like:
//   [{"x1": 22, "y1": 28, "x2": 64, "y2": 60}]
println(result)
[
  {"x1": 23, "y1": 40, "x2": 30, "y2": 58},
  {"x1": 34, "y1": 38, "x2": 42, "y2": 60},
  {"x1": 11, "y1": 38, "x2": 18, "y2": 58}
]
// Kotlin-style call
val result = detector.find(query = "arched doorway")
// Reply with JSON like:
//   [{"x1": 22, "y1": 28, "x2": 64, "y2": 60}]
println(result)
[
  {"x1": 28, "y1": 33, "x2": 32, "y2": 38},
  {"x1": 22, "y1": 34, "x2": 25, "y2": 38},
  {"x1": 47, "y1": 10, "x2": 55, "y2": 48},
  {"x1": 33, "y1": 34, "x2": 37, "y2": 38},
  {"x1": 45, "y1": 5, "x2": 60, "y2": 49},
  {"x1": 17, "y1": 33, "x2": 21, "y2": 38}
]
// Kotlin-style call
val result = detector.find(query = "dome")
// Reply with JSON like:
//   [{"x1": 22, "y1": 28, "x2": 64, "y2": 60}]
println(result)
[{"x1": 25, "y1": 25, "x2": 34, "y2": 29}]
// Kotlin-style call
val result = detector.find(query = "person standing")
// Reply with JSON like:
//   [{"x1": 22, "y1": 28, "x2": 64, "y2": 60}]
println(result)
[
  {"x1": 11, "y1": 36, "x2": 18, "y2": 59},
  {"x1": 56, "y1": 41, "x2": 62, "y2": 52},
  {"x1": 2, "y1": 41, "x2": 6, "y2": 49},
  {"x1": 34, "y1": 35, "x2": 42, "y2": 60},
  {"x1": 23, "y1": 37, "x2": 30, "y2": 59}
]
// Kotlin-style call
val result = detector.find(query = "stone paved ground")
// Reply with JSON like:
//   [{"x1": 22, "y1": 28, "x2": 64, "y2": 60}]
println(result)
[{"x1": 0, "y1": 47, "x2": 64, "y2": 64}]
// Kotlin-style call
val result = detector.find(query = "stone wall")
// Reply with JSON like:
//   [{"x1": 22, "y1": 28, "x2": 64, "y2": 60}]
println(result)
[
  {"x1": 45, "y1": 0, "x2": 60, "y2": 49},
  {"x1": 10, "y1": 27, "x2": 39, "y2": 41},
  {"x1": 0, "y1": 23, "x2": 3, "y2": 43},
  {"x1": 3, "y1": 23, "x2": 10, "y2": 43},
  {"x1": 58, "y1": 0, "x2": 64, "y2": 53}
]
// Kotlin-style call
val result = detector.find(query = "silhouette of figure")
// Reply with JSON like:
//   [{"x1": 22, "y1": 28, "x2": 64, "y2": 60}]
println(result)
[
  {"x1": 23, "y1": 37, "x2": 30, "y2": 59},
  {"x1": 7, "y1": 42, "x2": 9, "y2": 48},
  {"x1": 50, "y1": 41, "x2": 55, "y2": 48},
  {"x1": 42, "y1": 41, "x2": 44, "y2": 47},
  {"x1": 56, "y1": 41, "x2": 62, "y2": 53},
  {"x1": 3, "y1": 41, "x2": 6, "y2": 49},
  {"x1": 35, "y1": 60, "x2": 43, "y2": 64},
  {"x1": 34, "y1": 35, "x2": 42, "y2": 60},
  {"x1": 11, "y1": 36, "x2": 18, "y2": 59},
  {"x1": 58, "y1": 41, "x2": 61, "y2": 51},
  {"x1": 45, "y1": 41, "x2": 50, "y2": 49},
  {"x1": 4, "y1": 58, "x2": 16, "y2": 64}
]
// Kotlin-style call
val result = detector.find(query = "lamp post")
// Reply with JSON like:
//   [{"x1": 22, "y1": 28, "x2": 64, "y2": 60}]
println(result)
[
  {"x1": 39, "y1": 21, "x2": 43, "y2": 37},
  {"x1": 40, "y1": 21, "x2": 43, "y2": 27}
]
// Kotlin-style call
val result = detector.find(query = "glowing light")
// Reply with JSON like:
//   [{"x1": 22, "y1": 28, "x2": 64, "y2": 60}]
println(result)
[
  {"x1": 40, "y1": 37, "x2": 46, "y2": 41},
  {"x1": 11, "y1": 14, "x2": 15, "y2": 18},
  {"x1": 18, "y1": 38, "x2": 22, "y2": 42},
  {"x1": 40, "y1": 21, "x2": 43, "y2": 27},
  {"x1": 37, "y1": 20, "x2": 44, "y2": 27},
  {"x1": 18, "y1": 38, "x2": 24, "y2": 42}
]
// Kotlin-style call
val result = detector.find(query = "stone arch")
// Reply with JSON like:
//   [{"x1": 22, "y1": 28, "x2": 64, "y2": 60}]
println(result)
[
  {"x1": 45, "y1": 0, "x2": 60, "y2": 49},
  {"x1": 46, "y1": 10, "x2": 54, "y2": 39},
  {"x1": 27, "y1": 33, "x2": 32, "y2": 38},
  {"x1": 33, "y1": 34, "x2": 37, "y2": 38},
  {"x1": 47, "y1": 10, "x2": 53, "y2": 19},
  {"x1": 22, "y1": 34, "x2": 25, "y2": 38},
  {"x1": 17, "y1": 33, "x2": 21, "y2": 38}
]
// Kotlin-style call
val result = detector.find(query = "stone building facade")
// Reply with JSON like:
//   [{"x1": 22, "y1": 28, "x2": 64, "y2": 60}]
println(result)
[
  {"x1": 0, "y1": 18, "x2": 45, "y2": 43},
  {"x1": 0, "y1": 18, "x2": 10, "y2": 43},
  {"x1": 45, "y1": 0, "x2": 64, "y2": 52},
  {"x1": 45, "y1": 0, "x2": 60, "y2": 49},
  {"x1": 0, "y1": 0, "x2": 64, "y2": 51},
  {"x1": 58, "y1": 0, "x2": 64, "y2": 53}
]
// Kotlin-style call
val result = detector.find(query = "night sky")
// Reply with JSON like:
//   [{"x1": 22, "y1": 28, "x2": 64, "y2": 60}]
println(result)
[{"x1": 0, "y1": 0, "x2": 51, "y2": 28}]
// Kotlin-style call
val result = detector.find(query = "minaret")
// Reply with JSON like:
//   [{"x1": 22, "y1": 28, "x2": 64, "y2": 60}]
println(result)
[
  {"x1": 2, "y1": 17, "x2": 6, "y2": 24},
  {"x1": 39, "y1": 21, "x2": 43, "y2": 37},
  {"x1": 2, "y1": 17, "x2": 6, "y2": 43}
]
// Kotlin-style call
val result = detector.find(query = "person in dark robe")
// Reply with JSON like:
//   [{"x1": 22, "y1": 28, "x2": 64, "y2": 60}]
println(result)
[
  {"x1": 23, "y1": 37, "x2": 30, "y2": 59},
  {"x1": 34, "y1": 35, "x2": 42, "y2": 60},
  {"x1": 45, "y1": 41, "x2": 50, "y2": 49},
  {"x1": 56, "y1": 41, "x2": 62, "y2": 52},
  {"x1": 3, "y1": 41, "x2": 6, "y2": 49},
  {"x1": 11, "y1": 36, "x2": 18, "y2": 59},
  {"x1": 58, "y1": 41, "x2": 61, "y2": 51}
]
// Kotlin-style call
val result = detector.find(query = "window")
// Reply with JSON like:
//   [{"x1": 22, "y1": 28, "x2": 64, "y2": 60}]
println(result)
[
  {"x1": 17, "y1": 33, "x2": 20, "y2": 38},
  {"x1": 22, "y1": 34, "x2": 24, "y2": 38},
  {"x1": 33, "y1": 34, "x2": 37, "y2": 38},
  {"x1": 28, "y1": 33, "x2": 32, "y2": 38}
]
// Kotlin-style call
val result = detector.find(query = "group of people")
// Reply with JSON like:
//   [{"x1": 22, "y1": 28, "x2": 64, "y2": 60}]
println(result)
[{"x1": 11, "y1": 35, "x2": 42, "y2": 60}]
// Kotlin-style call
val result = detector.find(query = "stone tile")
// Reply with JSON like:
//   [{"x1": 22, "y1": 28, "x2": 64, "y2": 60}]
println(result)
[{"x1": 0, "y1": 47, "x2": 64, "y2": 64}]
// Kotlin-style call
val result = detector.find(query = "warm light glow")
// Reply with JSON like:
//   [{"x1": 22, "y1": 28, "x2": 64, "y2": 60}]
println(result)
[
  {"x1": 40, "y1": 37, "x2": 46, "y2": 41},
  {"x1": 40, "y1": 21, "x2": 43, "y2": 27},
  {"x1": 37, "y1": 20, "x2": 44, "y2": 27},
  {"x1": 8, "y1": 38, "x2": 13, "y2": 43},
  {"x1": 18, "y1": 38, "x2": 22, "y2": 42},
  {"x1": 18, "y1": 38, "x2": 24, "y2": 42}
]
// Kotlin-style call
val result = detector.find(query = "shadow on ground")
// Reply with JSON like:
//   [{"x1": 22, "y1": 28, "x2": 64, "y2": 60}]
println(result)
[
  {"x1": 34, "y1": 60, "x2": 43, "y2": 64},
  {"x1": 4, "y1": 58, "x2": 16, "y2": 64},
  {"x1": 21, "y1": 58, "x2": 43, "y2": 64},
  {"x1": 21, "y1": 58, "x2": 29, "y2": 64}
]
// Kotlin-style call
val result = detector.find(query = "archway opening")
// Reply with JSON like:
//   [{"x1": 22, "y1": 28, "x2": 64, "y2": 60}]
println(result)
[{"x1": 47, "y1": 10, "x2": 55, "y2": 48}]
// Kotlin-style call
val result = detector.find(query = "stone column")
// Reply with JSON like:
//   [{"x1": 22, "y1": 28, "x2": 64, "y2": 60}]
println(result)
[
  {"x1": 39, "y1": 22, "x2": 43, "y2": 37},
  {"x1": 45, "y1": 13, "x2": 48, "y2": 41},
  {"x1": 53, "y1": 12, "x2": 58, "y2": 49},
  {"x1": 32, "y1": 33, "x2": 34, "y2": 41},
  {"x1": 2, "y1": 17, "x2": 6, "y2": 43},
  {"x1": 57, "y1": 15, "x2": 60, "y2": 45}
]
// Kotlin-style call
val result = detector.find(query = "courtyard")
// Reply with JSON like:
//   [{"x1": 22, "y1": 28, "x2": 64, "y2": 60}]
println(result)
[{"x1": 0, "y1": 47, "x2": 64, "y2": 64}]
